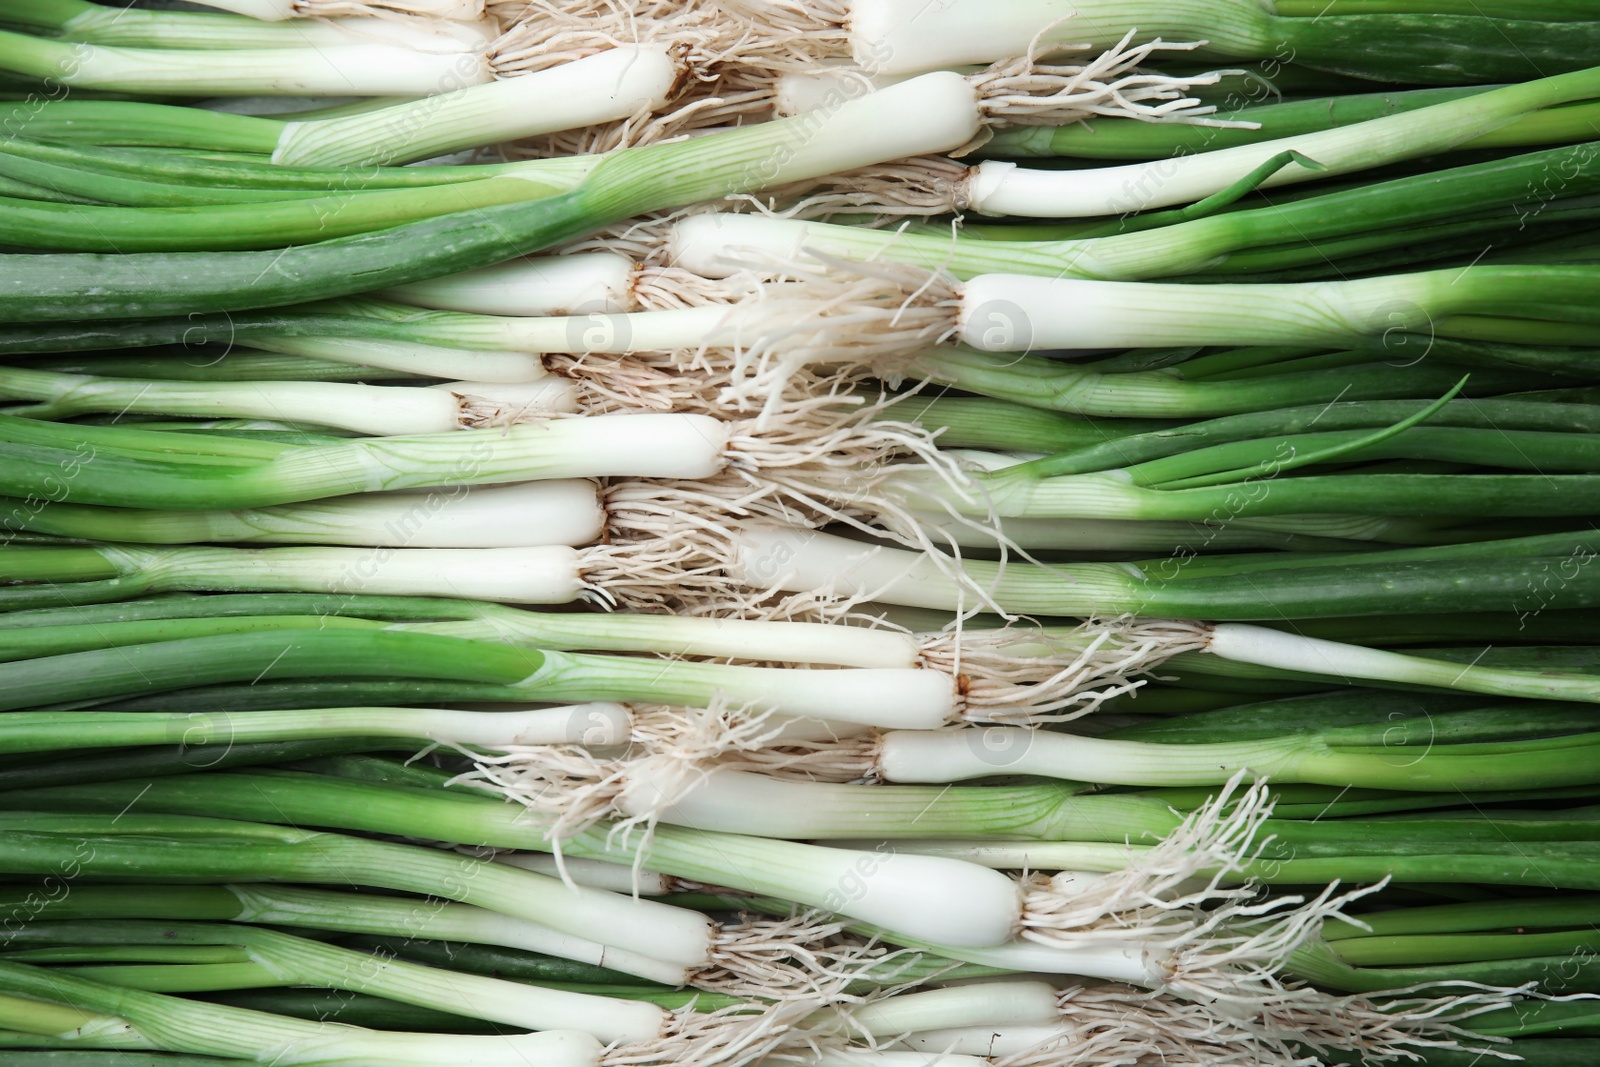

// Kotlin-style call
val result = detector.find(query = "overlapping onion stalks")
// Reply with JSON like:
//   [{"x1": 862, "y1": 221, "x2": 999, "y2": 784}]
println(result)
[{"x1": 1, "y1": 5, "x2": 1598, "y2": 1066}]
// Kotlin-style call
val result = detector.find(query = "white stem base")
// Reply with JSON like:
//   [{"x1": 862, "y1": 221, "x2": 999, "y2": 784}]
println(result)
[
  {"x1": 274, "y1": 46, "x2": 678, "y2": 166},
  {"x1": 293, "y1": 1028, "x2": 602, "y2": 1067},
  {"x1": 560, "y1": 821, "x2": 1023, "y2": 949},
  {"x1": 145, "y1": 544, "x2": 587, "y2": 603},
  {"x1": 1208, "y1": 622, "x2": 1600, "y2": 702},
  {"x1": 244, "y1": 336, "x2": 548, "y2": 383},
  {"x1": 197, "y1": 480, "x2": 606, "y2": 548},
  {"x1": 757, "y1": 71, "x2": 981, "y2": 187},
  {"x1": 383, "y1": 253, "x2": 636, "y2": 316},
  {"x1": 65, "y1": 41, "x2": 491, "y2": 95},
  {"x1": 956, "y1": 273, "x2": 1436, "y2": 350},
  {"x1": 838, "y1": 981, "x2": 1063, "y2": 1038}
]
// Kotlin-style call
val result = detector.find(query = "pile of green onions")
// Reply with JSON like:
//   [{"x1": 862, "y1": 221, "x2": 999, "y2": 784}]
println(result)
[{"x1": 1, "y1": 2, "x2": 1600, "y2": 1065}]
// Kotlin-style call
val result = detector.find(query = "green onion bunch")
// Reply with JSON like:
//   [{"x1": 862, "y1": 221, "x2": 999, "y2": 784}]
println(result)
[{"x1": 1, "y1": 2, "x2": 1599, "y2": 1064}]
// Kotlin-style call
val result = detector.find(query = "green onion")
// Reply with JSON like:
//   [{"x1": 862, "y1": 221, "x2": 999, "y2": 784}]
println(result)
[
  {"x1": 669, "y1": 141, "x2": 1600, "y2": 281},
  {"x1": 0, "y1": 810, "x2": 722, "y2": 970},
  {"x1": 0, "y1": 72, "x2": 984, "y2": 322},
  {"x1": 837, "y1": 0, "x2": 1600, "y2": 83},
  {"x1": 2, "y1": 920, "x2": 670, "y2": 1042},
  {"x1": 1, "y1": 481, "x2": 604, "y2": 547},
  {"x1": 0, "y1": 369, "x2": 579, "y2": 432},
  {"x1": 0, "y1": 629, "x2": 961, "y2": 726},
  {"x1": 0, "y1": 704, "x2": 623, "y2": 755},
  {"x1": 15, "y1": 0, "x2": 495, "y2": 51},
  {"x1": 0, "y1": 960, "x2": 605, "y2": 1067},
  {"x1": 0, "y1": 777, "x2": 1029, "y2": 951},
  {"x1": 0, "y1": 412, "x2": 727, "y2": 508},
  {"x1": 730, "y1": 524, "x2": 1600, "y2": 620},
  {"x1": 0, "y1": 27, "x2": 491, "y2": 96}
]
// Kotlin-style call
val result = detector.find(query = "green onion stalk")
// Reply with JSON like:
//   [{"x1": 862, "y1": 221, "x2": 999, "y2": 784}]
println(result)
[
  {"x1": 0, "y1": 577, "x2": 1566, "y2": 722},
  {"x1": 666, "y1": 141, "x2": 1600, "y2": 283},
  {"x1": 8, "y1": 46, "x2": 672, "y2": 168},
  {"x1": 2, "y1": 483, "x2": 1435, "y2": 555},
  {"x1": 0, "y1": 802, "x2": 1032, "y2": 960},
  {"x1": 575, "y1": 712, "x2": 1600, "y2": 817},
  {"x1": 0, "y1": 294, "x2": 755, "y2": 365},
  {"x1": 0, "y1": 306, "x2": 830, "y2": 421},
  {"x1": 711, "y1": 261, "x2": 1600, "y2": 411},
  {"x1": 945, "y1": 265, "x2": 1600, "y2": 349},
  {"x1": 726, "y1": 523, "x2": 1600, "y2": 621},
  {"x1": 24, "y1": 951, "x2": 689, "y2": 1014},
  {"x1": 0, "y1": 592, "x2": 1198, "y2": 722},
  {"x1": 0, "y1": 173, "x2": 597, "y2": 252},
  {"x1": 977, "y1": 84, "x2": 1600, "y2": 159},
  {"x1": 0, "y1": 704, "x2": 638, "y2": 758},
  {"x1": 5, "y1": 0, "x2": 494, "y2": 51},
  {"x1": 1262, "y1": 611, "x2": 1600, "y2": 649},
  {"x1": 0, "y1": 324, "x2": 556, "y2": 381},
  {"x1": 1289, "y1": 895, "x2": 1600, "y2": 996},
  {"x1": 0, "y1": 592, "x2": 936, "y2": 668},
  {"x1": 0, "y1": 480, "x2": 607, "y2": 548},
  {"x1": 832, "y1": 816, "x2": 1600, "y2": 895},
  {"x1": 871, "y1": 423, "x2": 1600, "y2": 531},
  {"x1": 196, "y1": 989, "x2": 510, "y2": 1033},
  {"x1": 0, "y1": 628, "x2": 972, "y2": 728},
  {"x1": 0, "y1": 71, "x2": 988, "y2": 323},
  {"x1": 335, "y1": 908, "x2": 999, "y2": 987},
  {"x1": 504, "y1": 0, "x2": 1600, "y2": 88},
  {"x1": 0, "y1": 541, "x2": 653, "y2": 607},
  {"x1": 915, "y1": 398, "x2": 1600, "y2": 478},
  {"x1": 0, "y1": 737, "x2": 433, "y2": 794},
  {"x1": 0, "y1": 135, "x2": 592, "y2": 204},
  {"x1": 1463, "y1": 999, "x2": 1600, "y2": 1040},
  {"x1": 773, "y1": 64, "x2": 1600, "y2": 217},
  {"x1": 25, "y1": 351, "x2": 420, "y2": 383},
  {"x1": 376, "y1": 251, "x2": 637, "y2": 317},
  {"x1": 0, "y1": 26, "x2": 681, "y2": 131},
  {"x1": 0, "y1": 879, "x2": 696, "y2": 950},
  {"x1": 0, "y1": 959, "x2": 633, "y2": 1067},
  {"x1": 843, "y1": 0, "x2": 1600, "y2": 84},
  {"x1": 872, "y1": 423, "x2": 1600, "y2": 553},
  {"x1": 0, "y1": 810, "x2": 907, "y2": 994},
  {"x1": 0, "y1": 411, "x2": 741, "y2": 510},
  {"x1": 873, "y1": 346, "x2": 1589, "y2": 420},
  {"x1": 0, "y1": 24, "x2": 502, "y2": 95},
  {"x1": 18, "y1": 0, "x2": 484, "y2": 20},
  {"x1": 0, "y1": 920, "x2": 710, "y2": 1044},
  {"x1": 1150, "y1": 642, "x2": 1600, "y2": 695},
  {"x1": 0, "y1": 1054, "x2": 252, "y2": 1066},
  {"x1": 435, "y1": 701, "x2": 1600, "y2": 847},
  {"x1": 98, "y1": 421, "x2": 357, "y2": 439},
  {"x1": 1271, "y1": 1, "x2": 1599, "y2": 18},
  {"x1": 0, "y1": 368, "x2": 589, "y2": 433}
]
